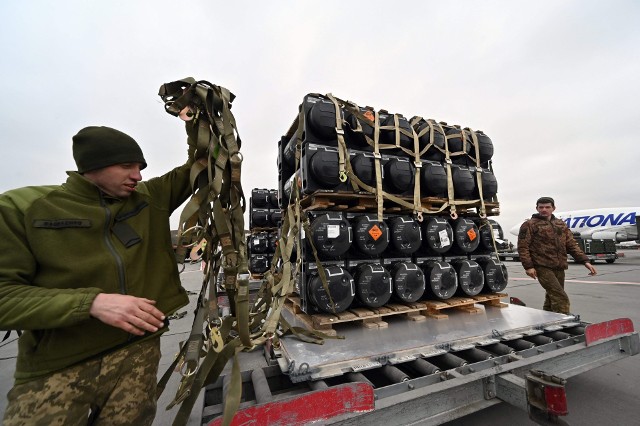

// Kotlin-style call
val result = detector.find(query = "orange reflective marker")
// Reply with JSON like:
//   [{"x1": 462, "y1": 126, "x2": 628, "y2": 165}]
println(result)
[
  {"x1": 369, "y1": 224, "x2": 383, "y2": 241},
  {"x1": 467, "y1": 228, "x2": 477, "y2": 241}
]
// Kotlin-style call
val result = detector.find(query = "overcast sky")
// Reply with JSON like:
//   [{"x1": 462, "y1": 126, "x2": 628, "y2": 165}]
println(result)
[{"x1": 1, "y1": 0, "x2": 638, "y2": 239}]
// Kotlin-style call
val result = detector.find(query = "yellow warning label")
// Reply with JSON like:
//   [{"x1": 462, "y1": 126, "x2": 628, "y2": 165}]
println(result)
[
  {"x1": 369, "y1": 224, "x2": 383, "y2": 241},
  {"x1": 467, "y1": 228, "x2": 477, "y2": 241}
]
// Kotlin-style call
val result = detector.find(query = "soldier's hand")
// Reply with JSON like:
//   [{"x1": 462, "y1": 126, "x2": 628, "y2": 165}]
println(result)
[
  {"x1": 89, "y1": 293, "x2": 166, "y2": 336},
  {"x1": 525, "y1": 268, "x2": 537, "y2": 279},
  {"x1": 585, "y1": 262, "x2": 597, "y2": 276}
]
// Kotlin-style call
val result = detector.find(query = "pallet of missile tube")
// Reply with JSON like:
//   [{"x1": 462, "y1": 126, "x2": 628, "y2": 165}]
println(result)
[
  {"x1": 298, "y1": 190, "x2": 500, "y2": 217},
  {"x1": 285, "y1": 293, "x2": 508, "y2": 335}
]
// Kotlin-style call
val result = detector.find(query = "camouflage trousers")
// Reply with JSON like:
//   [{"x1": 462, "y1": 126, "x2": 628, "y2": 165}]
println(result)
[
  {"x1": 3, "y1": 337, "x2": 161, "y2": 426},
  {"x1": 536, "y1": 266, "x2": 569, "y2": 314}
]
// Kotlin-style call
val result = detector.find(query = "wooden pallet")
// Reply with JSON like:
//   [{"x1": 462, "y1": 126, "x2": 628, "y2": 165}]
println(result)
[
  {"x1": 285, "y1": 293, "x2": 508, "y2": 335},
  {"x1": 298, "y1": 190, "x2": 499, "y2": 216}
]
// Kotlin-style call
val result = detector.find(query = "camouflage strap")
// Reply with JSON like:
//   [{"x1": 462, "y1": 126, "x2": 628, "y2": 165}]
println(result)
[
  {"x1": 409, "y1": 114, "x2": 423, "y2": 221},
  {"x1": 337, "y1": 99, "x2": 490, "y2": 218},
  {"x1": 441, "y1": 121, "x2": 458, "y2": 219},
  {"x1": 373, "y1": 110, "x2": 385, "y2": 221},
  {"x1": 468, "y1": 128, "x2": 487, "y2": 218},
  {"x1": 327, "y1": 95, "x2": 450, "y2": 220},
  {"x1": 157, "y1": 78, "x2": 252, "y2": 425},
  {"x1": 442, "y1": 124, "x2": 492, "y2": 217},
  {"x1": 159, "y1": 81, "x2": 337, "y2": 425}
]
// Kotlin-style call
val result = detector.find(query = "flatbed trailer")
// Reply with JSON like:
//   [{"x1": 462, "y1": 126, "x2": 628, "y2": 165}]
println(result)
[
  {"x1": 498, "y1": 252, "x2": 622, "y2": 264},
  {"x1": 197, "y1": 301, "x2": 639, "y2": 425}
]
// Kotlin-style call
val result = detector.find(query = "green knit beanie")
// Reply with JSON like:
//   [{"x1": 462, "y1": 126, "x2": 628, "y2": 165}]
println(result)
[{"x1": 72, "y1": 126, "x2": 147, "y2": 173}]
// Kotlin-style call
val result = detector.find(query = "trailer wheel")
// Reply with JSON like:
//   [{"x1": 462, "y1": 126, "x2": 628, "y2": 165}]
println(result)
[{"x1": 606, "y1": 258, "x2": 615, "y2": 264}]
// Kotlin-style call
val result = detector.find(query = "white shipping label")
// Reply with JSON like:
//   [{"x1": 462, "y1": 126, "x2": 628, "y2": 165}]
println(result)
[
  {"x1": 439, "y1": 230, "x2": 450, "y2": 247},
  {"x1": 327, "y1": 224, "x2": 340, "y2": 239}
]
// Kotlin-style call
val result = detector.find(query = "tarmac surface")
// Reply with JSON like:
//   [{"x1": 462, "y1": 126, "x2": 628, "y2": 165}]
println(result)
[
  {"x1": 445, "y1": 249, "x2": 640, "y2": 426},
  {"x1": 1, "y1": 249, "x2": 639, "y2": 425}
]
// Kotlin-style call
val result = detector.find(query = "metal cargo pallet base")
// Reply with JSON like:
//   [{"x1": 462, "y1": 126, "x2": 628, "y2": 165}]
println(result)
[
  {"x1": 277, "y1": 304, "x2": 580, "y2": 382},
  {"x1": 200, "y1": 313, "x2": 638, "y2": 426}
]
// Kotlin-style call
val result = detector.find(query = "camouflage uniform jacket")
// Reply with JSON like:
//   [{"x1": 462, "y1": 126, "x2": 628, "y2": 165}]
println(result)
[
  {"x1": 517, "y1": 214, "x2": 589, "y2": 270},
  {"x1": 0, "y1": 160, "x2": 192, "y2": 383}
]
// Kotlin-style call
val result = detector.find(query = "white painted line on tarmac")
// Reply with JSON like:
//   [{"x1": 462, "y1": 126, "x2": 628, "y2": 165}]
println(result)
[{"x1": 510, "y1": 277, "x2": 640, "y2": 286}]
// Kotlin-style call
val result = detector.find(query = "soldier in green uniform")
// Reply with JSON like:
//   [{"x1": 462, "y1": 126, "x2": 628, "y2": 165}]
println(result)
[
  {"x1": 0, "y1": 125, "x2": 194, "y2": 425},
  {"x1": 517, "y1": 197, "x2": 597, "y2": 314}
]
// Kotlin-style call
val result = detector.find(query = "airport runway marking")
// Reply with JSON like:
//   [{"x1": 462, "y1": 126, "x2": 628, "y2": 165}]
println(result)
[{"x1": 510, "y1": 277, "x2": 640, "y2": 286}]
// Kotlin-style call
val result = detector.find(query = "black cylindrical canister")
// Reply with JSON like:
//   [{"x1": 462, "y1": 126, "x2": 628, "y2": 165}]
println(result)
[
  {"x1": 354, "y1": 263, "x2": 393, "y2": 308},
  {"x1": 420, "y1": 161, "x2": 448, "y2": 198},
  {"x1": 248, "y1": 232, "x2": 269, "y2": 254},
  {"x1": 451, "y1": 218, "x2": 481, "y2": 253},
  {"x1": 351, "y1": 152, "x2": 377, "y2": 187},
  {"x1": 250, "y1": 208, "x2": 271, "y2": 228},
  {"x1": 308, "y1": 213, "x2": 352, "y2": 259},
  {"x1": 451, "y1": 165, "x2": 475, "y2": 199},
  {"x1": 282, "y1": 133, "x2": 299, "y2": 169},
  {"x1": 268, "y1": 189, "x2": 279, "y2": 209},
  {"x1": 308, "y1": 149, "x2": 342, "y2": 189},
  {"x1": 388, "y1": 216, "x2": 422, "y2": 255},
  {"x1": 268, "y1": 232, "x2": 279, "y2": 254},
  {"x1": 306, "y1": 99, "x2": 341, "y2": 140},
  {"x1": 352, "y1": 214, "x2": 390, "y2": 257},
  {"x1": 453, "y1": 259, "x2": 485, "y2": 297},
  {"x1": 422, "y1": 217, "x2": 454, "y2": 254},
  {"x1": 269, "y1": 209, "x2": 282, "y2": 227},
  {"x1": 249, "y1": 254, "x2": 270, "y2": 275},
  {"x1": 383, "y1": 157, "x2": 415, "y2": 194},
  {"x1": 422, "y1": 260, "x2": 458, "y2": 300},
  {"x1": 478, "y1": 258, "x2": 509, "y2": 293},
  {"x1": 391, "y1": 261, "x2": 426, "y2": 303},
  {"x1": 445, "y1": 127, "x2": 473, "y2": 165},
  {"x1": 472, "y1": 168, "x2": 498, "y2": 200},
  {"x1": 473, "y1": 130, "x2": 494, "y2": 166},
  {"x1": 281, "y1": 171, "x2": 298, "y2": 208},
  {"x1": 251, "y1": 188, "x2": 270, "y2": 208},
  {"x1": 344, "y1": 108, "x2": 375, "y2": 148},
  {"x1": 478, "y1": 219, "x2": 503, "y2": 252},
  {"x1": 307, "y1": 265, "x2": 355, "y2": 313},
  {"x1": 381, "y1": 114, "x2": 414, "y2": 153},
  {"x1": 414, "y1": 119, "x2": 445, "y2": 162}
]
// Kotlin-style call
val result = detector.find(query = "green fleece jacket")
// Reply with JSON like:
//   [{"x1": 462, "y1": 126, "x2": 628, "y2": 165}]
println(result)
[{"x1": 0, "y1": 162, "x2": 192, "y2": 382}]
